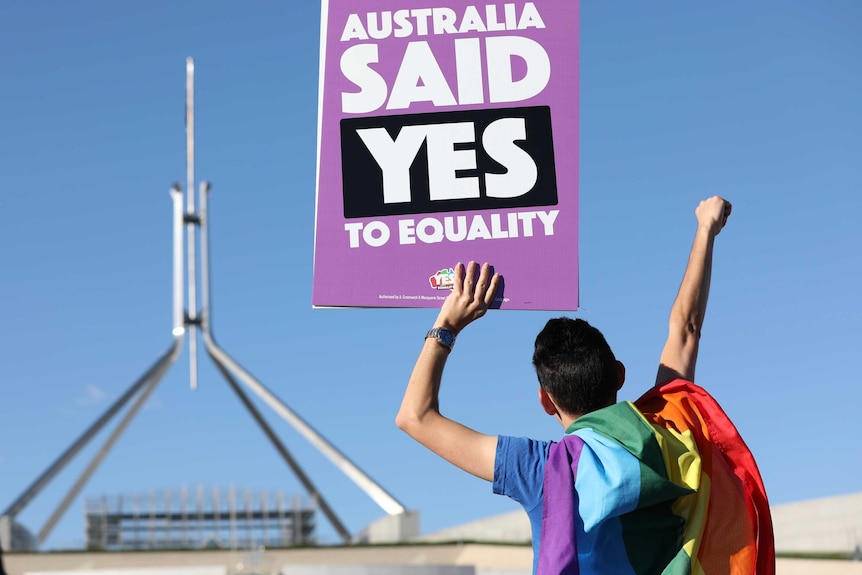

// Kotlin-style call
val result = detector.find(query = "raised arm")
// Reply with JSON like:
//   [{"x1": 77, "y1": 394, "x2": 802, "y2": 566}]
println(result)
[
  {"x1": 396, "y1": 261, "x2": 501, "y2": 482},
  {"x1": 656, "y1": 196, "x2": 732, "y2": 385}
]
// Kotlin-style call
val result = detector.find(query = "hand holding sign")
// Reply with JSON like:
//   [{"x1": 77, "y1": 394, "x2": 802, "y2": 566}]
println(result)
[{"x1": 434, "y1": 262, "x2": 501, "y2": 335}]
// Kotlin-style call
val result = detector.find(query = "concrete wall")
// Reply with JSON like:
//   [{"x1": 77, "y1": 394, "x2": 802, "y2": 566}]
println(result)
[
  {"x1": 772, "y1": 492, "x2": 862, "y2": 553},
  {"x1": 417, "y1": 492, "x2": 862, "y2": 556},
  {"x1": 775, "y1": 559, "x2": 862, "y2": 575},
  {"x1": 355, "y1": 512, "x2": 420, "y2": 544},
  {"x1": 4, "y1": 544, "x2": 533, "y2": 575},
  {"x1": 6, "y1": 544, "x2": 862, "y2": 575},
  {"x1": 416, "y1": 512, "x2": 528, "y2": 545},
  {"x1": 25, "y1": 568, "x2": 226, "y2": 575},
  {"x1": 282, "y1": 565, "x2": 473, "y2": 575}
]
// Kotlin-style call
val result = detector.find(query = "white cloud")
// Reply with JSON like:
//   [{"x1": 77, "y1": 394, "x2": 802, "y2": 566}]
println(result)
[{"x1": 74, "y1": 384, "x2": 108, "y2": 407}]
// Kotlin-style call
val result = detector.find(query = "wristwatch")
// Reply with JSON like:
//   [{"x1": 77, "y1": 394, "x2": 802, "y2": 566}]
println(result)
[{"x1": 425, "y1": 327, "x2": 456, "y2": 350}]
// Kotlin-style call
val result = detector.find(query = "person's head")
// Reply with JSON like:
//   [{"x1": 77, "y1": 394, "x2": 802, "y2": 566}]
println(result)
[{"x1": 532, "y1": 317, "x2": 624, "y2": 421}]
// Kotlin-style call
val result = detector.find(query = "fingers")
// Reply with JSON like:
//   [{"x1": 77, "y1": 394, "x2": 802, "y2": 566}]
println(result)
[
  {"x1": 484, "y1": 270, "x2": 501, "y2": 307},
  {"x1": 438, "y1": 262, "x2": 500, "y2": 332},
  {"x1": 722, "y1": 201, "x2": 732, "y2": 227},
  {"x1": 451, "y1": 262, "x2": 465, "y2": 296},
  {"x1": 452, "y1": 261, "x2": 500, "y2": 304},
  {"x1": 463, "y1": 261, "x2": 479, "y2": 296},
  {"x1": 711, "y1": 197, "x2": 731, "y2": 232},
  {"x1": 474, "y1": 262, "x2": 501, "y2": 308},
  {"x1": 474, "y1": 261, "x2": 490, "y2": 295}
]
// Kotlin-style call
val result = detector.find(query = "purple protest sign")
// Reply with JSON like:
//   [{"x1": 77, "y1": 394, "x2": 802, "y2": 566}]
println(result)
[{"x1": 313, "y1": 1, "x2": 579, "y2": 310}]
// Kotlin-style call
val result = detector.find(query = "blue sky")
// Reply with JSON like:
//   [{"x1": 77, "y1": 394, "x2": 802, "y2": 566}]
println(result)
[{"x1": 1, "y1": 0, "x2": 860, "y2": 550}]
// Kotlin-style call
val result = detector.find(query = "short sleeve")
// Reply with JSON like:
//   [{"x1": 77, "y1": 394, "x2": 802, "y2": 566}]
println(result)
[{"x1": 493, "y1": 435, "x2": 551, "y2": 513}]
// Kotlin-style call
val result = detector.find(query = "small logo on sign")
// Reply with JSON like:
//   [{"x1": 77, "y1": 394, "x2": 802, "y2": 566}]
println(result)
[{"x1": 429, "y1": 268, "x2": 456, "y2": 290}]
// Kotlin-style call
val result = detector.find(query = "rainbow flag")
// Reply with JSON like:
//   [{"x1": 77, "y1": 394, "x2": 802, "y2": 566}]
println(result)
[{"x1": 538, "y1": 379, "x2": 774, "y2": 575}]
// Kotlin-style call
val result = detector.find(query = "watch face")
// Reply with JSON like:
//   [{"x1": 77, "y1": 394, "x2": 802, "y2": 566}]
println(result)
[
  {"x1": 438, "y1": 329, "x2": 455, "y2": 348},
  {"x1": 429, "y1": 327, "x2": 455, "y2": 349}
]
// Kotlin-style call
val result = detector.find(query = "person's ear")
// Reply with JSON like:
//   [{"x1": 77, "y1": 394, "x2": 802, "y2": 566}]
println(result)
[
  {"x1": 617, "y1": 361, "x2": 626, "y2": 390},
  {"x1": 538, "y1": 388, "x2": 558, "y2": 416}
]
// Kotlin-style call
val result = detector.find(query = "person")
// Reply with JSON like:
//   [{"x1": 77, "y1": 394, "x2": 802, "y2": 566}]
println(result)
[{"x1": 396, "y1": 197, "x2": 774, "y2": 575}]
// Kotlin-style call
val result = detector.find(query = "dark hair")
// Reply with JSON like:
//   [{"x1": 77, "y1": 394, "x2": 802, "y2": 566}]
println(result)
[{"x1": 532, "y1": 317, "x2": 619, "y2": 416}]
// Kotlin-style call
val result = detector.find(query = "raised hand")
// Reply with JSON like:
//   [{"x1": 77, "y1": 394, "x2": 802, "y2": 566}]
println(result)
[
  {"x1": 435, "y1": 261, "x2": 501, "y2": 334},
  {"x1": 695, "y1": 196, "x2": 732, "y2": 237}
]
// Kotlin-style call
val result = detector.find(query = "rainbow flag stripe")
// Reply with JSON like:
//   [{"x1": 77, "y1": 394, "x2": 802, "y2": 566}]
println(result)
[{"x1": 538, "y1": 379, "x2": 774, "y2": 575}]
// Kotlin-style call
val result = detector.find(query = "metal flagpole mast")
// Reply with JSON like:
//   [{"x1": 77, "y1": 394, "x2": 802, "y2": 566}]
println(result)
[
  {"x1": 0, "y1": 58, "x2": 410, "y2": 552},
  {"x1": 185, "y1": 57, "x2": 200, "y2": 391}
]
